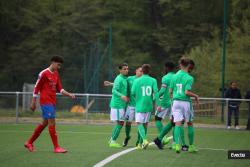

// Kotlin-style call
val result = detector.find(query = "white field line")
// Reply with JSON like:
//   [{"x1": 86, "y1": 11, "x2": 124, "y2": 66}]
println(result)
[
  {"x1": 93, "y1": 143, "x2": 155, "y2": 167},
  {"x1": 198, "y1": 147, "x2": 228, "y2": 151},
  {"x1": 93, "y1": 143, "x2": 229, "y2": 167}
]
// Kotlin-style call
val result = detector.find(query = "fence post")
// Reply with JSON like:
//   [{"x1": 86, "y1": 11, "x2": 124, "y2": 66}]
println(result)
[
  {"x1": 225, "y1": 98, "x2": 229, "y2": 128},
  {"x1": 15, "y1": 92, "x2": 20, "y2": 124},
  {"x1": 85, "y1": 94, "x2": 89, "y2": 124},
  {"x1": 221, "y1": 99, "x2": 225, "y2": 123}
]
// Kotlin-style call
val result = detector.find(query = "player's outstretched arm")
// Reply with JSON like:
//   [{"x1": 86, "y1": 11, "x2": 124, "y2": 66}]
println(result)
[
  {"x1": 104, "y1": 81, "x2": 114, "y2": 87},
  {"x1": 61, "y1": 89, "x2": 75, "y2": 99}
]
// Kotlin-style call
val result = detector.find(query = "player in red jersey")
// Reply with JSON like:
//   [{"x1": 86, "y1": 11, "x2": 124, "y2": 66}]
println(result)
[{"x1": 24, "y1": 55, "x2": 75, "y2": 153}]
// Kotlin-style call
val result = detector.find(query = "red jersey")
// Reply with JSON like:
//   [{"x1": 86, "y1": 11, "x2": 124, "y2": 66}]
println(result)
[{"x1": 33, "y1": 68, "x2": 63, "y2": 105}]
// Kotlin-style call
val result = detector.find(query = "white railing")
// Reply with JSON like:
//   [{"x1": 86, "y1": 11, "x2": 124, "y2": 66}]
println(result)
[{"x1": 0, "y1": 91, "x2": 249, "y2": 126}]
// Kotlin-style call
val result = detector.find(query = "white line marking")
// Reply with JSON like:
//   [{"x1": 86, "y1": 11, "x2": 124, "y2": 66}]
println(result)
[
  {"x1": 93, "y1": 143, "x2": 154, "y2": 167},
  {"x1": 93, "y1": 144, "x2": 230, "y2": 167},
  {"x1": 198, "y1": 147, "x2": 228, "y2": 151},
  {"x1": 93, "y1": 148, "x2": 137, "y2": 167}
]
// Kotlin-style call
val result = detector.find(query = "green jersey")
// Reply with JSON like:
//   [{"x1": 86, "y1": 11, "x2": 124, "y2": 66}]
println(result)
[
  {"x1": 170, "y1": 70, "x2": 194, "y2": 101},
  {"x1": 127, "y1": 75, "x2": 138, "y2": 107},
  {"x1": 131, "y1": 74, "x2": 159, "y2": 113},
  {"x1": 158, "y1": 72, "x2": 175, "y2": 108},
  {"x1": 110, "y1": 74, "x2": 128, "y2": 109}
]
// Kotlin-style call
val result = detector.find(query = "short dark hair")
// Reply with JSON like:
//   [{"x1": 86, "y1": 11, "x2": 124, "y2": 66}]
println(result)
[
  {"x1": 179, "y1": 57, "x2": 190, "y2": 67},
  {"x1": 136, "y1": 66, "x2": 142, "y2": 70},
  {"x1": 50, "y1": 55, "x2": 64, "y2": 63},
  {"x1": 230, "y1": 81, "x2": 237, "y2": 85},
  {"x1": 189, "y1": 59, "x2": 195, "y2": 66},
  {"x1": 165, "y1": 61, "x2": 175, "y2": 71},
  {"x1": 118, "y1": 63, "x2": 128, "y2": 70},
  {"x1": 142, "y1": 64, "x2": 151, "y2": 74}
]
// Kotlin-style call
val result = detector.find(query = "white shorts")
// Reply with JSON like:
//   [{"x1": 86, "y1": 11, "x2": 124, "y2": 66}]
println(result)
[
  {"x1": 155, "y1": 107, "x2": 172, "y2": 119},
  {"x1": 125, "y1": 106, "x2": 135, "y2": 122},
  {"x1": 135, "y1": 112, "x2": 151, "y2": 123},
  {"x1": 110, "y1": 108, "x2": 125, "y2": 121},
  {"x1": 172, "y1": 100, "x2": 194, "y2": 123}
]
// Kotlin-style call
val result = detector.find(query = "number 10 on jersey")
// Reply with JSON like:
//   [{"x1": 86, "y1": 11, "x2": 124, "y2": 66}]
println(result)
[{"x1": 141, "y1": 86, "x2": 152, "y2": 96}]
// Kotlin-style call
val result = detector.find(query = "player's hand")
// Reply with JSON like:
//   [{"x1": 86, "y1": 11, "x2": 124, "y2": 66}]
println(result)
[
  {"x1": 157, "y1": 106, "x2": 162, "y2": 112},
  {"x1": 127, "y1": 97, "x2": 130, "y2": 102},
  {"x1": 69, "y1": 93, "x2": 75, "y2": 99},
  {"x1": 194, "y1": 95, "x2": 199, "y2": 105},
  {"x1": 30, "y1": 100, "x2": 36, "y2": 111},
  {"x1": 121, "y1": 96, "x2": 129, "y2": 102}
]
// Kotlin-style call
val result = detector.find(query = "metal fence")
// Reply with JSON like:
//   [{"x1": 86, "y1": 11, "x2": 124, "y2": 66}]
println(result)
[{"x1": 0, "y1": 92, "x2": 249, "y2": 128}]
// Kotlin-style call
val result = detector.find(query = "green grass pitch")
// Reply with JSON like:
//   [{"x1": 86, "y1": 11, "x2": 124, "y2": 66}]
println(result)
[{"x1": 0, "y1": 123, "x2": 249, "y2": 167}]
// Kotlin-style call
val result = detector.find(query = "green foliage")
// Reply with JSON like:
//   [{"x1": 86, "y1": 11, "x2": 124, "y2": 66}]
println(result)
[
  {"x1": 188, "y1": 1, "x2": 250, "y2": 96},
  {"x1": 0, "y1": 0, "x2": 249, "y2": 96},
  {"x1": 188, "y1": 30, "x2": 223, "y2": 97}
]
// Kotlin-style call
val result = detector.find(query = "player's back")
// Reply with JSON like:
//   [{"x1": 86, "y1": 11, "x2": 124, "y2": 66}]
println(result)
[
  {"x1": 132, "y1": 74, "x2": 158, "y2": 112},
  {"x1": 171, "y1": 70, "x2": 193, "y2": 101}
]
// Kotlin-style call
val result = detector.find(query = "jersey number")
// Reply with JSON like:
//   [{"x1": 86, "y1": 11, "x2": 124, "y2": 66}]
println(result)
[
  {"x1": 176, "y1": 84, "x2": 182, "y2": 95},
  {"x1": 141, "y1": 86, "x2": 152, "y2": 96}
]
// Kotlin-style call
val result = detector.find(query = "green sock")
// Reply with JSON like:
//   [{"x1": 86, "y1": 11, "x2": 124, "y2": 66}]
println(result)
[
  {"x1": 172, "y1": 126, "x2": 175, "y2": 142},
  {"x1": 188, "y1": 125, "x2": 194, "y2": 145},
  {"x1": 174, "y1": 125, "x2": 181, "y2": 144},
  {"x1": 136, "y1": 130, "x2": 142, "y2": 145},
  {"x1": 158, "y1": 122, "x2": 172, "y2": 140},
  {"x1": 138, "y1": 124, "x2": 146, "y2": 140},
  {"x1": 111, "y1": 124, "x2": 123, "y2": 141},
  {"x1": 155, "y1": 120, "x2": 163, "y2": 134},
  {"x1": 180, "y1": 124, "x2": 186, "y2": 145},
  {"x1": 139, "y1": 130, "x2": 143, "y2": 144},
  {"x1": 125, "y1": 125, "x2": 131, "y2": 138}
]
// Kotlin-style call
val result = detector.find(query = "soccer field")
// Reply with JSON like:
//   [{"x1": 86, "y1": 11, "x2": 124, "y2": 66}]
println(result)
[{"x1": 0, "y1": 124, "x2": 249, "y2": 167}]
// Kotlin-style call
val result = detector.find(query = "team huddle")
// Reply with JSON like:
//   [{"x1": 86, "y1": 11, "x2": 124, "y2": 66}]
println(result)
[
  {"x1": 106, "y1": 57, "x2": 199, "y2": 153},
  {"x1": 24, "y1": 56, "x2": 198, "y2": 154}
]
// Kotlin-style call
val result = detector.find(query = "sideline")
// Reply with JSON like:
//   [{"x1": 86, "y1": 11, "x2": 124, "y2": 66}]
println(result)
[{"x1": 93, "y1": 144, "x2": 228, "y2": 167}]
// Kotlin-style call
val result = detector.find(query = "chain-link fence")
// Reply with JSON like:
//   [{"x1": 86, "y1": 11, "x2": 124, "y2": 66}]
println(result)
[{"x1": 0, "y1": 92, "x2": 249, "y2": 128}]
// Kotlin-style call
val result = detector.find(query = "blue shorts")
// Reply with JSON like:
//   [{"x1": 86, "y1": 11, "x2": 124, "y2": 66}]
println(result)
[{"x1": 41, "y1": 105, "x2": 56, "y2": 119}]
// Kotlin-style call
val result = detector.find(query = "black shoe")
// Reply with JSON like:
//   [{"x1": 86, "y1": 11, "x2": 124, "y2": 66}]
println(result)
[
  {"x1": 123, "y1": 136, "x2": 131, "y2": 147},
  {"x1": 181, "y1": 145, "x2": 189, "y2": 151},
  {"x1": 154, "y1": 137, "x2": 163, "y2": 150}
]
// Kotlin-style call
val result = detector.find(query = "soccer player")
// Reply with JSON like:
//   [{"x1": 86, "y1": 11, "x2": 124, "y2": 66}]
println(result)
[
  {"x1": 154, "y1": 61, "x2": 191, "y2": 151},
  {"x1": 104, "y1": 67, "x2": 143, "y2": 147},
  {"x1": 131, "y1": 64, "x2": 159, "y2": 149},
  {"x1": 24, "y1": 55, "x2": 75, "y2": 153},
  {"x1": 123, "y1": 67, "x2": 143, "y2": 147},
  {"x1": 109, "y1": 63, "x2": 129, "y2": 148},
  {"x1": 155, "y1": 62, "x2": 175, "y2": 132},
  {"x1": 153, "y1": 62, "x2": 176, "y2": 148},
  {"x1": 170, "y1": 57, "x2": 199, "y2": 153}
]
